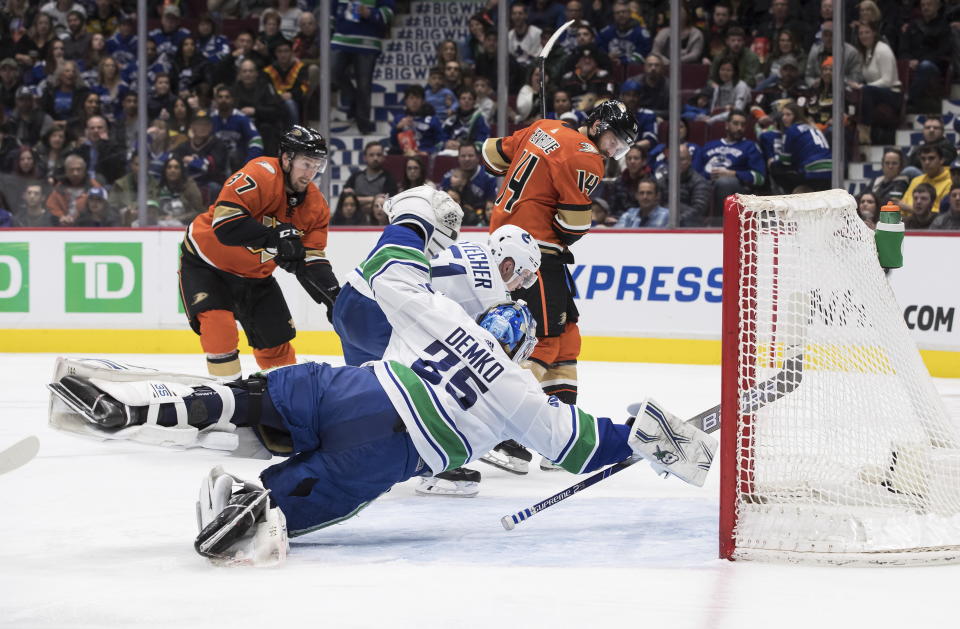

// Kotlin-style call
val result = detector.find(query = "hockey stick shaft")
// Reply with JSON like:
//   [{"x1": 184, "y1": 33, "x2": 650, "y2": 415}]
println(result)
[
  {"x1": 500, "y1": 351, "x2": 804, "y2": 530},
  {"x1": 538, "y1": 19, "x2": 575, "y2": 120},
  {"x1": 0, "y1": 436, "x2": 39, "y2": 476}
]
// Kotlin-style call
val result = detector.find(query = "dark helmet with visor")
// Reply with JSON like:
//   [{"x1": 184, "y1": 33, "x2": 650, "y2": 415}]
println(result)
[{"x1": 587, "y1": 100, "x2": 640, "y2": 160}]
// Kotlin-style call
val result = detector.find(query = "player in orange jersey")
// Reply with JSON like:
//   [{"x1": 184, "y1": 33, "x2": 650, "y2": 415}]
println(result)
[
  {"x1": 179, "y1": 125, "x2": 340, "y2": 381},
  {"x1": 480, "y1": 100, "x2": 639, "y2": 473}
]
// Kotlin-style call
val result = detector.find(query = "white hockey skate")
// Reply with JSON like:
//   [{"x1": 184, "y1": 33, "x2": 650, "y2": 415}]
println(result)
[
  {"x1": 414, "y1": 467, "x2": 481, "y2": 497},
  {"x1": 627, "y1": 398, "x2": 717, "y2": 487}
]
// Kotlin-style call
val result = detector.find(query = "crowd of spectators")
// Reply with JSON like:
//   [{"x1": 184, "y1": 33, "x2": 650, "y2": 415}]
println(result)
[{"x1": 0, "y1": 0, "x2": 959, "y2": 232}]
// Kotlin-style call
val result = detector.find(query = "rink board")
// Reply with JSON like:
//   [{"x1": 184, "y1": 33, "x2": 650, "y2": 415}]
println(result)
[{"x1": 0, "y1": 228, "x2": 956, "y2": 376}]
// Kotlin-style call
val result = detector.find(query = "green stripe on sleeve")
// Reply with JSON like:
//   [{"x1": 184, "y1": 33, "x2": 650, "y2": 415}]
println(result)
[
  {"x1": 360, "y1": 245, "x2": 429, "y2": 284},
  {"x1": 557, "y1": 409, "x2": 600, "y2": 473},
  {"x1": 389, "y1": 362, "x2": 469, "y2": 470}
]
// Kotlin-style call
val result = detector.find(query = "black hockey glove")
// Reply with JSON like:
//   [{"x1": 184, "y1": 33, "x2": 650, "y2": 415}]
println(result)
[{"x1": 270, "y1": 225, "x2": 305, "y2": 273}]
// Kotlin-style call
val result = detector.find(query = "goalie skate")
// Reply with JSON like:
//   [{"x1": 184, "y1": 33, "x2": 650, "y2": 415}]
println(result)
[
  {"x1": 627, "y1": 398, "x2": 717, "y2": 487},
  {"x1": 415, "y1": 467, "x2": 481, "y2": 497},
  {"x1": 480, "y1": 440, "x2": 532, "y2": 474}
]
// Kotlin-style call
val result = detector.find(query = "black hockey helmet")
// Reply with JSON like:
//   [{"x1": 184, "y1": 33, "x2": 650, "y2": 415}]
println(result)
[
  {"x1": 279, "y1": 125, "x2": 328, "y2": 169},
  {"x1": 587, "y1": 100, "x2": 639, "y2": 160}
]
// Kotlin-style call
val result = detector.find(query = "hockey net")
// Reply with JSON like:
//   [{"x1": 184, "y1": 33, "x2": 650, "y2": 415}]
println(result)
[{"x1": 719, "y1": 190, "x2": 960, "y2": 566}]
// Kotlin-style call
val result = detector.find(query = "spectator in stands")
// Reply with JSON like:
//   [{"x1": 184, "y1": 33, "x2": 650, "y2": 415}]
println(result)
[
  {"x1": 931, "y1": 185, "x2": 960, "y2": 229},
  {"x1": 172, "y1": 110, "x2": 229, "y2": 200},
  {"x1": 293, "y1": 11, "x2": 320, "y2": 65},
  {"x1": 560, "y1": 46, "x2": 613, "y2": 108},
  {"x1": 369, "y1": 193, "x2": 389, "y2": 225},
  {"x1": 766, "y1": 102, "x2": 832, "y2": 192},
  {"x1": 804, "y1": 21, "x2": 863, "y2": 87},
  {"x1": 436, "y1": 39, "x2": 460, "y2": 66},
  {"x1": 695, "y1": 109, "x2": 766, "y2": 215},
  {"x1": 147, "y1": 73, "x2": 176, "y2": 122},
  {"x1": 472, "y1": 76, "x2": 495, "y2": 125},
  {"x1": 4, "y1": 0, "x2": 38, "y2": 44},
  {"x1": 803, "y1": 57, "x2": 834, "y2": 132},
  {"x1": 616, "y1": 178, "x2": 668, "y2": 228},
  {"x1": 87, "y1": 0, "x2": 120, "y2": 37},
  {"x1": 425, "y1": 68, "x2": 456, "y2": 120},
  {"x1": 212, "y1": 30, "x2": 265, "y2": 87},
  {"x1": 116, "y1": 92, "x2": 138, "y2": 150},
  {"x1": 172, "y1": 36, "x2": 210, "y2": 100},
  {"x1": 508, "y1": 2, "x2": 542, "y2": 67},
  {"x1": 13, "y1": 184, "x2": 55, "y2": 227},
  {"x1": 514, "y1": 65, "x2": 544, "y2": 125},
  {"x1": 753, "y1": 0, "x2": 806, "y2": 48},
  {"x1": 27, "y1": 38, "x2": 65, "y2": 88},
  {"x1": 460, "y1": 13, "x2": 491, "y2": 68},
  {"x1": 474, "y1": 29, "x2": 525, "y2": 93},
  {"x1": 590, "y1": 197, "x2": 613, "y2": 227},
  {"x1": 145, "y1": 118, "x2": 180, "y2": 180},
  {"x1": 901, "y1": 0, "x2": 951, "y2": 114},
  {"x1": 709, "y1": 57, "x2": 751, "y2": 118},
  {"x1": 150, "y1": 4, "x2": 191, "y2": 60},
  {"x1": 167, "y1": 96, "x2": 192, "y2": 137},
  {"x1": 441, "y1": 141, "x2": 497, "y2": 206},
  {"x1": 40, "y1": 0, "x2": 84, "y2": 36},
  {"x1": 659, "y1": 144, "x2": 711, "y2": 227},
  {"x1": 41, "y1": 60, "x2": 88, "y2": 123},
  {"x1": 74, "y1": 187, "x2": 119, "y2": 227},
  {"x1": 108, "y1": 152, "x2": 139, "y2": 221},
  {"x1": 257, "y1": 9, "x2": 287, "y2": 55},
  {"x1": 65, "y1": 91, "x2": 102, "y2": 141},
  {"x1": 263, "y1": 39, "x2": 308, "y2": 126},
  {"x1": 63, "y1": 9, "x2": 90, "y2": 60},
  {"x1": 856, "y1": 190, "x2": 880, "y2": 229},
  {"x1": 527, "y1": 0, "x2": 566, "y2": 30},
  {"x1": 758, "y1": 30, "x2": 806, "y2": 87},
  {"x1": 607, "y1": 144, "x2": 652, "y2": 217},
  {"x1": 849, "y1": 21, "x2": 901, "y2": 146},
  {"x1": 710, "y1": 26, "x2": 761, "y2": 88},
  {"x1": 903, "y1": 182, "x2": 938, "y2": 228},
  {"x1": 389, "y1": 85, "x2": 442, "y2": 156},
  {"x1": 4, "y1": 147, "x2": 45, "y2": 210},
  {"x1": 598, "y1": 0, "x2": 651, "y2": 67},
  {"x1": 866, "y1": 147, "x2": 910, "y2": 205},
  {"x1": 398, "y1": 155, "x2": 434, "y2": 192},
  {"x1": 343, "y1": 141, "x2": 398, "y2": 214},
  {"x1": 331, "y1": 0, "x2": 395, "y2": 136},
  {"x1": 124, "y1": 38, "x2": 171, "y2": 92},
  {"x1": 45, "y1": 153, "x2": 102, "y2": 225},
  {"x1": 852, "y1": 0, "x2": 900, "y2": 53},
  {"x1": 269, "y1": 0, "x2": 303, "y2": 42},
  {"x1": 211, "y1": 84, "x2": 264, "y2": 172},
  {"x1": 154, "y1": 155, "x2": 204, "y2": 225},
  {"x1": 90, "y1": 57, "x2": 129, "y2": 123},
  {"x1": 70, "y1": 114, "x2": 125, "y2": 184},
  {"x1": 106, "y1": 15, "x2": 136, "y2": 70},
  {"x1": 443, "y1": 167, "x2": 487, "y2": 225},
  {"x1": 752, "y1": 56, "x2": 806, "y2": 116},
  {"x1": 652, "y1": 7, "x2": 703, "y2": 63},
  {"x1": 906, "y1": 116, "x2": 956, "y2": 176},
  {"x1": 625, "y1": 53, "x2": 668, "y2": 118},
  {"x1": 547, "y1": 88, "x2": 586, "y2": 124},
  {"x1": 234, "y1": 58, "x2": 285, "y2": 155},
  {"x1": 36, "y1": 126, "x2": 68, "y2": 184},
  {"x1": 443, "y1": 60, "x2": 465, "y2": 94},
  {"x1": 901, "y1": 144, "x2": 952, "y2": 214},
  {"x1": 9, "y1": 87, "x2": 53, "y2": 147},
  {"x1": 332, "y1": 190, "x2": 369, "y2": 226},
  {"x1": 703, "y1": 1, "x2": 733, "y2": 62},
  {"x1": 0, "y1": 58, "x2": 22, "y2": 112},
  {"x1": 14, "y1": 13, "x2": 55, "y2": 70}
]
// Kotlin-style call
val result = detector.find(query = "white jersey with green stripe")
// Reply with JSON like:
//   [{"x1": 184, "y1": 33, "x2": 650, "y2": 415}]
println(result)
[{"x1": 359, "y1": 231, "x2": 601, "y2": 476}]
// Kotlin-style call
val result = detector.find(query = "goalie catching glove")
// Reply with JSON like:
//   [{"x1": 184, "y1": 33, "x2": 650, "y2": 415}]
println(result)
[
  {"x1": 195, "y1": 466, "x2": 288, "y2": 566},
  {"x1": 626, "y1": 398, "x2": 717, "y2": 487}
]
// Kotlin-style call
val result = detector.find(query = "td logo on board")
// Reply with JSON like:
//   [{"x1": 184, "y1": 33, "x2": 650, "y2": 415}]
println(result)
[
  {"x1": 65, "y1": 243, "x2": 142, "y2": 313},
  {"x1": 0, "y1": 242, "x2": 29, "y2": 312}
]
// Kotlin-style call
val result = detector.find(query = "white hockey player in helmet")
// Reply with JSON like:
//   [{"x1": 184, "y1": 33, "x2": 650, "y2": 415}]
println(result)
[{"x1": 487, "y1": 224, "x2": 542, "y2": 291}]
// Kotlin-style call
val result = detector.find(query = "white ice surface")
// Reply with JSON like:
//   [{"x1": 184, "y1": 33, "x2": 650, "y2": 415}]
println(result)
[{"x1": 2, "y1": 353, "x2": 959, "y2": 629}]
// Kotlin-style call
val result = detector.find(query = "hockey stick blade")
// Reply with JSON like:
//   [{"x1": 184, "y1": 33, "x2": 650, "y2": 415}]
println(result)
[
  {"x1": 500, "y1": 351, "x2": 804, "y2": 530},
  {"x1": 0, "y1": 436, "x2": 39, "y2": 476}
]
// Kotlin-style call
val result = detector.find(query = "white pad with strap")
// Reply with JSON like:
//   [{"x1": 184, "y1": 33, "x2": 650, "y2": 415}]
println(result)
[
  {"x1": 48, "y1": 357, "x2": 246, "y2": 453},
  {"x1": 385, "y1": 186, "x2": 463, "y2": 256}
]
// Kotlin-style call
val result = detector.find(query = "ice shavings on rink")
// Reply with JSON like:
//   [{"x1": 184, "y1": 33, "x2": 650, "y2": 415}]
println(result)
[{"x1": 2, "y1": 354, "x2": 960, "y2": 629}]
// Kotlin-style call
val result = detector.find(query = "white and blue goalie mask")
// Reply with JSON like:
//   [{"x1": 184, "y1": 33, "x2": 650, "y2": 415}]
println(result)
[{"x1": 477, "y1": 300, "x2": 538, "y2": 364}]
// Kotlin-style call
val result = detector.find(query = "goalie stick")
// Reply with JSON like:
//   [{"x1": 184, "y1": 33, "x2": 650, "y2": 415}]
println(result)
[
  {"x1": 0, "y1": 436, "x2": 39, "y2": 476},
  {"x1": 500, "y1": 350, "x2": 804, "y2": 531}
]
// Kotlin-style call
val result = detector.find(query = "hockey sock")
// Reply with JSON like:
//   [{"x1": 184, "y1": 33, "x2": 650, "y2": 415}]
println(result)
[
  {"x1": 253, "y1": 342, "x2": 296, "y2": 370},
  {"x1": 198, "y1": 310, "x2": 241, "y2": 381},
  {"x1": 542, "y1": 361, "x2": 577, "y2": 405}
]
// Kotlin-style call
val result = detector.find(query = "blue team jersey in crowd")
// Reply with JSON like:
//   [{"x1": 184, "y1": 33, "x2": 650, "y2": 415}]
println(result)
[
  {"x1": 597, "y1": 23, "x2": 652, "y2": 65},
  {"x1": 440, "y1": 166, "x2": 498, "y2": 202},
  {"x1": 635, "y1": 108, "x2": 658, "y2": 146},
  {"x1": 149, "y1": 26, "x2": 191, "y2": 59},
  {"x1": 197, "y1": 34, "x2": 230, "y2": 63},
  {"x1": 694, "y1": 137, "x2": 766, "y2": 186},
  {"x1": 332, "y1": 0, "x2": 396, "y2": 54},
  {"x1": 779, "y1": 123, "x2": 832, "y2": 179},
  {"x1": 107, "y1": 32, "x2": 137, "y2": 68},
  {"x1": 649, "y1": 142, "x2": 700, "y2": 169},
  {"x1": 390, "y1": 109, "x2": 443, "y2": 155},
  {"x1": 212, "y1": 109, "x2": 265, "y2": 162}
]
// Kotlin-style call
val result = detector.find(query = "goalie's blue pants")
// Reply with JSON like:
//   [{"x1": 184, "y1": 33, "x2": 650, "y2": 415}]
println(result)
[
  {"x1": 259, "y1": 361, "x2": 425, "y2": 536},
  {"x1": 331, "y1": 281, "x2": 392, "y2": 366}
]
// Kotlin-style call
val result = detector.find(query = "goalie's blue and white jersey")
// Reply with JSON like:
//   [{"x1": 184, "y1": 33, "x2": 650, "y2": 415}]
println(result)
[{"x1": 360, "y1": 226, "x2": 602, "y2": 476}]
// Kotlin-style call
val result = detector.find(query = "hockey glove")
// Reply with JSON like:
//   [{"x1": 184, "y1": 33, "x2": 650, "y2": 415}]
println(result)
[{"x1": 270, "y1": 225, "x2": 305, "y2": 273}]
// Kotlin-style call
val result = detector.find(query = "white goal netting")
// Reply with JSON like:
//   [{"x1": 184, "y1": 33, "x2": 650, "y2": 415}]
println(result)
[{"x1": 723, "y1": 190, "x2": 960, "y2": 566}]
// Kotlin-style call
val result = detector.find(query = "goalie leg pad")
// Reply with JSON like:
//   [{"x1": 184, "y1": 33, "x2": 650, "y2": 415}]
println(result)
[{"x1": 627, "y1": 398, "x2": 718, "y2": 487}]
